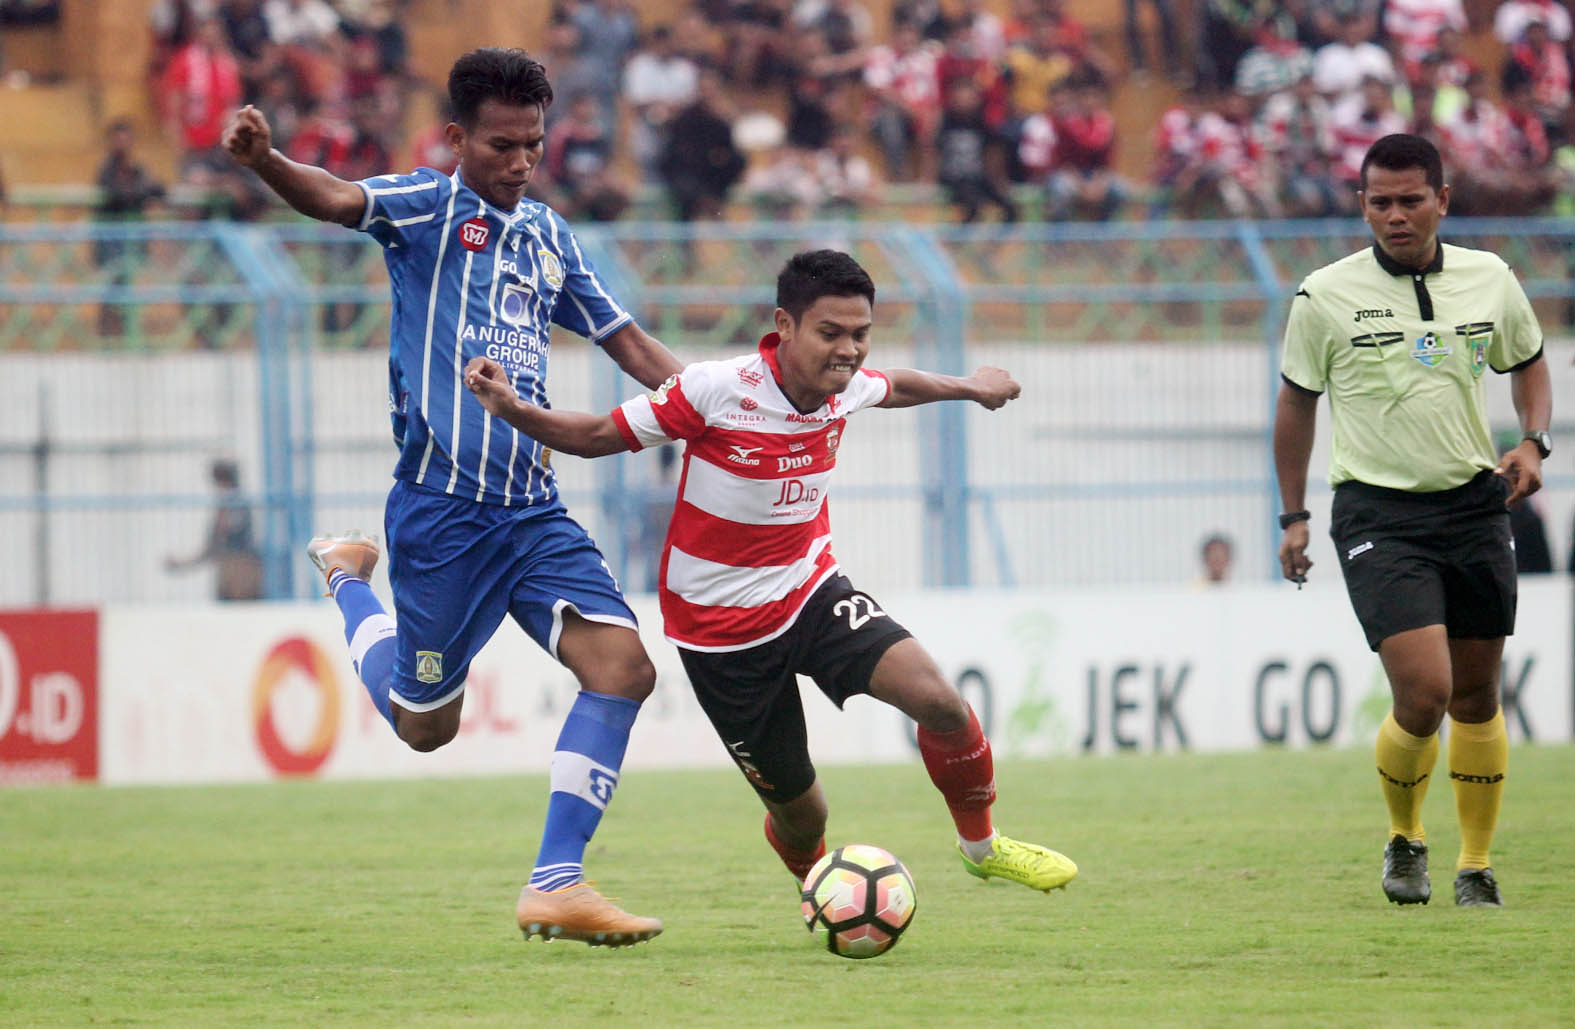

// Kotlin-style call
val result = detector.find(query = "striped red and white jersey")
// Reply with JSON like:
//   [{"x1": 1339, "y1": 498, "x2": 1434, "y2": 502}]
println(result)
[{"x1": 610, "y1": 333, "x2": 891, "y2": 651}]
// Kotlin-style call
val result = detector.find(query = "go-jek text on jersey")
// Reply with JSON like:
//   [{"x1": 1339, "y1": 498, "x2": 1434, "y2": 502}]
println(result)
[
  {"x1": 612, "y1": 333, "x2": 891, "y2": 651},
  {"x1": 356, "y1": 167, "x2": 631, "y2": 506}
]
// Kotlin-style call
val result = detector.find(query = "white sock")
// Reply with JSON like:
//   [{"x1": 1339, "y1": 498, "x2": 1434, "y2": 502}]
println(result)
[{"x1": 959, "y1": 833, "x2": 998, "y2": 863}]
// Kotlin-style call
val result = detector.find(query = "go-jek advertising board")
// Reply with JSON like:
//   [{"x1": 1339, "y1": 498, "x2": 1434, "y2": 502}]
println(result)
[{"x1": 41, "y1": 579, "x2": 1575, "y2": 784}]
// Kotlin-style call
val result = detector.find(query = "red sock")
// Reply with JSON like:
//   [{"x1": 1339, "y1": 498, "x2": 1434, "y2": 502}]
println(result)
[
  {"x1": 917, "y1": 706, "x2": 996, "y2": 841},
  {"x1": 763, "y1": 813, "x2": 825, "y2": 885}
]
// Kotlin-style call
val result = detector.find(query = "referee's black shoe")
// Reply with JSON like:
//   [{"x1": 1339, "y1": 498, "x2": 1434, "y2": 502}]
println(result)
[
  {"x1": 1381, "y1": 834, "x2": 1430, "y2": 905},
  {"x1": 1454, "y1": 867, "x2": 1503, "y2": 907}
]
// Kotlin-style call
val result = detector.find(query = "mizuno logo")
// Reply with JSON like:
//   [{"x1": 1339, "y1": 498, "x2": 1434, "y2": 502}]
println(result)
[
  {"x1": 727, "y1": 445, "x2": 762, "y2": 466},
  {"x1": 1347, "y1": 541, "x2": 1374, "y2": 560}
]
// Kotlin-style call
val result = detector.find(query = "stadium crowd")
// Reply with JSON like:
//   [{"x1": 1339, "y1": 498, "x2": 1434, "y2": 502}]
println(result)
[{"x1": 133, "y1": 0, "x2": 1575, "y2": 223}]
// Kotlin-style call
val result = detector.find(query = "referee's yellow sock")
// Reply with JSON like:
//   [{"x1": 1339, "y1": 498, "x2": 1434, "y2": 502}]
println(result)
[
  {"x1": 1449, "y1": 710, "x2": 1507, "y2": 871},
  {"x1": 1376, "y1": 712, "x2": 1438, "y2": 844}
]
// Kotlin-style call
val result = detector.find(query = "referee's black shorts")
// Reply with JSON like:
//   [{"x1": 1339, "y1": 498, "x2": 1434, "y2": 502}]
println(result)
[{"x1": 1330, "y1": 468, "x2": 1516, "y2": 651}]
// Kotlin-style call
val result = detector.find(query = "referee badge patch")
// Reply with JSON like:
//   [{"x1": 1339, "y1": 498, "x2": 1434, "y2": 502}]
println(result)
[
  {"x1": 1410, "y1": 331, "x2": 1451, "y2": 368},
  {"x1": 415, "y1": 650, "x2": 443, "y2": 684}
]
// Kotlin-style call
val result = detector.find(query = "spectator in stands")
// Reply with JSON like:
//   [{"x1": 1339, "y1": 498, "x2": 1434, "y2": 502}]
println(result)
[
  {"x1": 1312, "y1": 9, "x2": 1395, "y2": 107},
  {"x1": 725, "y1": 0, "x2": 794, "y2": 88},
  {"x1": 1123, "y1": 0, "x2": 1182, "y2": 84},
  {"x1": 1197, "y1": 533, "x2": 1234, "y2": 585},
  {"x1": 1002, "y1": 12, "x2": 1076, "y2": 130},
  {"x1": 953, "y1": 0, "x2": 1007, "y2": 61},
  {"x1": 337, "y1": 0, "x2": 408, "y2": 80},
  {"x1": 623, "y1": 26, "x2": 699, "y2": 184},
  {"x1": 937, "y1": 13, "x2": 1010, "y2": 131},
  {"x1": 262, "y1": 0, "x2": 344, "y2": 102},
  {"x1": 794, "y1": 0, "x2": 874, "y2": 60},
  {"x1": 863, "y1": 17, "x2": 942, "y2": 181},
  {"x1": 815, "y1": 123, "x2": 882, "y2": 215},
  {"x1": 1198, "y1": 87, "x2": 1280, "y2": 217},
  {"x1": 164, "y1": 458, "x2": 264, "y2": 602},
  {"x1": 744, "y1": 143, "x2": 823, "y2": 220},
  {"x1": 1330, "y1": 73, "x2": 1406, "y2": 188},
  {"x1": 160, "y1": 17, "x2": 244, "y2": 172},
  {"x1": 1234, "y1": 17, "x2": 1314, "y2": 99},
  {"x1": 1502, "y1": 60, "x2": 1555, "y2": 172},
  {"x1": 1195, "y1": 0, "x2": 1291, "y2": 92},
  {"x1": 935, "y1": 77, "x2": 1018, "y2": 223},
  {"x1": 1259, "y1": 64, "x2": 1341, "y2": 216},
  {"x1": 405, "y1": 98, "x2": 458, "y2": 176},
  {"x1": 1297, "y1": 0, "x2": 1382, "y2": 49},
  {"x1": 218, "y1": 0, "x2": 279, "y2": 96},
  {"x1": 1429, "y1": 25, "x2": 1478, "y2": 90},
  {"x1": 1495, "y1": 0, "x2": 1572, "y2": 46},
  {"x1": 541, "y1": 19, "x2": 599, "y2": 128},
  {"x1": 1043, "y1": 74, "x2": 1125, "y2": 221},
  {"x1": 545, "y1": 91, "x2": 630, "y2": 222},
  {"x1": 94, "y1": 119, "x2": 166, "y2": 336},
  {"x1": 565, "y1": 0, "x2": 639, "y2": 139},
  {"x1": 1444, "y1": 68, "x2": 1555, "y2": 215},
  {"x1": 658, "y1": 66, "x2": 746, "y2": 221},
  {"x1": 1383, "y1": 0, "x2": 1466, "y2": 83},
  {"x1": 1507, "y1": 17, "x2": 1572, "y2": 143},
  {"x1": 1151, "y1": 84, "x2": 1215, "y2": 217}
]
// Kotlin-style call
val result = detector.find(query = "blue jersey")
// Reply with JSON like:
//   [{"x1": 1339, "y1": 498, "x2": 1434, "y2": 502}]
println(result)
[{"x1": 354, "y1": 167, "x2": 632, "y2": 507}]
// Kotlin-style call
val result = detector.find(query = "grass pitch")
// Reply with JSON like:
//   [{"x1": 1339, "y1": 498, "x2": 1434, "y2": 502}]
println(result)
[{"x1": 3, "y1": 745, "x2": 1572, "y2": 1026}]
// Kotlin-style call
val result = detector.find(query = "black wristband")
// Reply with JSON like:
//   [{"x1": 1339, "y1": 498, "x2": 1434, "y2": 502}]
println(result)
[{"x1": 1278, "y1": 510, "x2": 1311, "y2": 529}]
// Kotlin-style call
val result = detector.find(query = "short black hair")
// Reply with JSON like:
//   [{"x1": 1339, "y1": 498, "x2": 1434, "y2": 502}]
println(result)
[
  {"x1": 447, "y1": 48, "x2": 554, "y2": 129},
  {"x1": 1360, "y1": 133, "x2": 1444, "y2": 192},
  {"x1": 775, "y1": 250, "x2": 876, "y2": 322}
]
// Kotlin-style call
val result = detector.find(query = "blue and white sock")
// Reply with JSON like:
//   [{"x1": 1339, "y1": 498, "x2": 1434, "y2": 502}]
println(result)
[
  {"x1": 528, "y1": 691, "x2": 641, "y2": 893},
  {"x1": 329, "y1": 569, "x2": 396, "y2": 729}
]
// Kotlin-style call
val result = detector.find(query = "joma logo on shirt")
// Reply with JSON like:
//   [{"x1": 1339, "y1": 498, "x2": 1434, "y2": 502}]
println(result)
[{"x1": 1353, "y1": 308, "x2": 1395, "y2": 321}]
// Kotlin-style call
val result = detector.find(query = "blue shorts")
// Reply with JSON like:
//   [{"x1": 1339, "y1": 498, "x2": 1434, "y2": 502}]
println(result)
[{"x1": 382, "y1": 479, "x2": 637, "y2": 711}]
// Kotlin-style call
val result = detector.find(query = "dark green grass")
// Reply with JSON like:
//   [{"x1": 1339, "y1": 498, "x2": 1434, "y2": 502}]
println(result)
[{"x1": 2, "y1": 746, "x2": 1572, "y2": 1026}]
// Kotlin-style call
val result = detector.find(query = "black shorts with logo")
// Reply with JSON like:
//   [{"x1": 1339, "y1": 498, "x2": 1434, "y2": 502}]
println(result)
[
  {"x1": 1330, "y1": 469, "x2": 1516, "y2": 651},
  {"x1": 678, "y1": 574, "x2": 913, "y2": 804}
]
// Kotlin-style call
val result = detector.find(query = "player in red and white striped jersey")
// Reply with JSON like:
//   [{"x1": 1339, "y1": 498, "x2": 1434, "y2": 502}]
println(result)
[{"x1": 464, "y1": 250, "x2": 1079, "y2": 897}]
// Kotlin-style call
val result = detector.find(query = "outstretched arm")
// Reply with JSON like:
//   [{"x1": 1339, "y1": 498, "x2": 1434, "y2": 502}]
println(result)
[
  {"x1": 222, "y1": 104, "x2": 366, "y2": 226},
  {"x1": 464, "y1": 357, "x2": 632, "y2": 458},
  {"x1": 878, "y1": 366, "x2": 1021, "y2": 409},
  {"x1": 601, "y1": 322, "x2": 683, "y2": 391}
]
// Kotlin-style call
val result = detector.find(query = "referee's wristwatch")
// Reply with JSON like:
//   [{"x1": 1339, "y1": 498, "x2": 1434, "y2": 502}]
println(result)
[{"x1": 1524, "y1": 430, "x2": 1552, "y2": 459}]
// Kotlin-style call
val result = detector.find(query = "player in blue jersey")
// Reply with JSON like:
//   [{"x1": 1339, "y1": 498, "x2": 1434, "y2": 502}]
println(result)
[{"x1": 221, "y1": 47, "x2": 678, "y2": 947}]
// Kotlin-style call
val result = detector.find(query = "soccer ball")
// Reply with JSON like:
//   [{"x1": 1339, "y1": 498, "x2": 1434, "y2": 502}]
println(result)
[{"x1": 800, "y1": 844, "x2": 917, "y2": 959}]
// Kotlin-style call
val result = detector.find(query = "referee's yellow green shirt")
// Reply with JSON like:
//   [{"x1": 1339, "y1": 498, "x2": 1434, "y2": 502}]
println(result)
[{"x1": 1280, "y1": 242, "x2": 1544, "y2": 492}]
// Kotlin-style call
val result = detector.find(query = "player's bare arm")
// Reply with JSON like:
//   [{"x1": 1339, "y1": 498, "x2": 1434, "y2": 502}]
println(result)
[
  {"x1": 222, "y1": 104, "x2": 366, "y2": 227},
  {"x1": 464, "y1": 356, "x2": 631, "y2": 457},
  {"x1": 879, "y1": 366, "x2": 1021, "y2": 410},
  {"x1": 1272, "y1": 382, "x2": 1319, "y2": 582},
  {"x1": 601, "y1": 322, "x2": 684, "y2": 390},
  {"x1": 1497, "y1": 353, "x2": 1552, "y2": 506}
]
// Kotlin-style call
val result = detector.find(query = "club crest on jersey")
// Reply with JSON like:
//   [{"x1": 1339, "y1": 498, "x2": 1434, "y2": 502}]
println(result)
[
  {"x1": 1455, "y1": 321, "x2": 1494, "y2": 379},
  {"x1": 415, "y1": 650, "x2": 443, "y2": 683},
  {"x1": 537, "y1": 249, "x2": 565, "y2": 289},
  {"x1": 459, "y1": 218, "x2": 490, "y2": 251},
  {"x1": 1411, "y1": 331, "x2": 1451, "y2": 368},
  {"x1": 825, "y1": 426, "x2": 841, "y2": 455},
  {"x1": 499, "y1": 281, "x2": 533, "y2": 326}
]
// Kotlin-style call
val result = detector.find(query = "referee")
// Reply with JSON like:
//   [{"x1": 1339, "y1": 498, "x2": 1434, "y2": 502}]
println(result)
[{"x1": 1274, "y1": 134, "x2": 1552, "y2": 908}]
